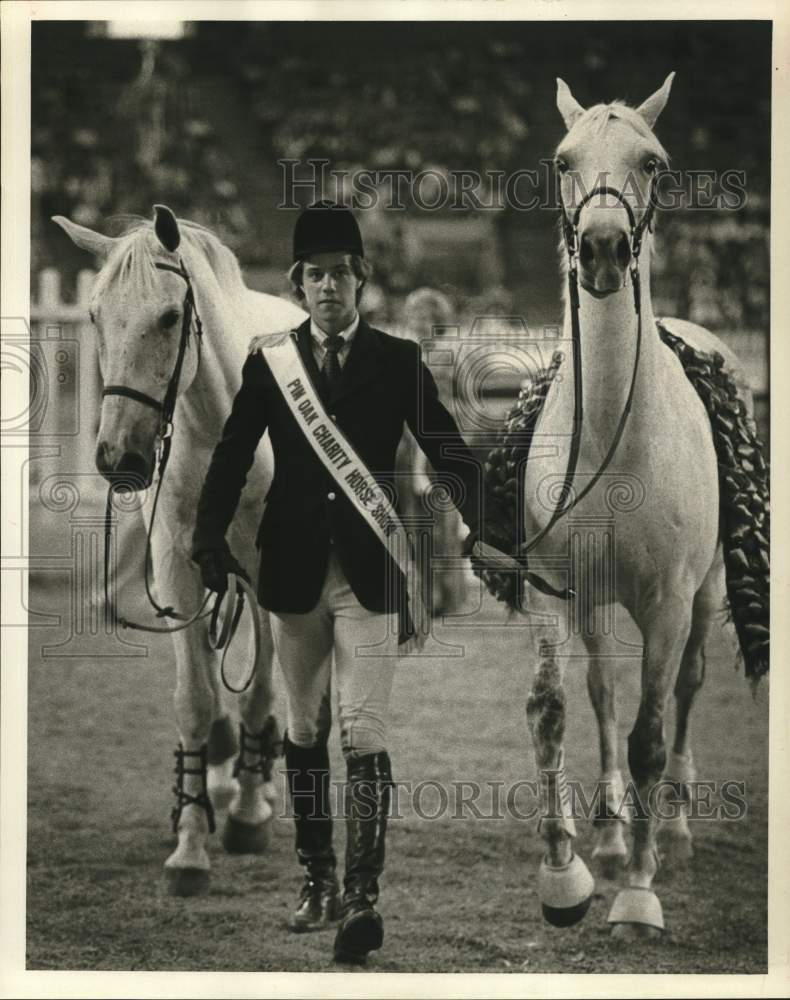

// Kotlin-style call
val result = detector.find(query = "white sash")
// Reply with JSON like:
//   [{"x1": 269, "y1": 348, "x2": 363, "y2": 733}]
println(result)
[{"x1": 256, "y1": 333, "x2": 430, "y2": 655}]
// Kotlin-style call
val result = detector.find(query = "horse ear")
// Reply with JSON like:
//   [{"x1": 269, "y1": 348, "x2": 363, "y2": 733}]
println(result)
[
  {"x1": 153, "y1": 204, "x2": 181, "y2": 252},
  {"x1": 636, "y1": 72, "x2": 675, "y2": 128},
  {"x1": 51, "y1": 216, "x2": 118, "y2": 259},
  {"x1": 556, "y1": 78, "x2": 585, "y2": 130}
]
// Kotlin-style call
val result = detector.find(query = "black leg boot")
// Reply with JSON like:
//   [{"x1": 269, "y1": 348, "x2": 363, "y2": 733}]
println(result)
[
  {"x1": 333, "y1": 751, "x2": 393, "y2": 964},
  {"x1": 284, "y1": 734, "x2": 340, "y2": 933}
]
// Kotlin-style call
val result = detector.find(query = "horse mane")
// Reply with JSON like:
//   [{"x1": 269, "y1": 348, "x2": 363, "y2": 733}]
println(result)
[{"x1": 92, "y1": 216, "x2": 247, "y2": 301}]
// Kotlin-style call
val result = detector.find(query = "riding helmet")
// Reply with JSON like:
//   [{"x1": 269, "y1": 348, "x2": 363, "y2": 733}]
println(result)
[{"x1": 293, "y1": 200, "x2": 364, "y2": 261}]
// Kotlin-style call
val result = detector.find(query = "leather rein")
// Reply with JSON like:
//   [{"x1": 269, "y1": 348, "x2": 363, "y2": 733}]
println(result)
[
  {"x1": 514, "y1": 180, "x2": 657, "y2": 600},
  {"x1": 101, "y1": 258, "x2": 256, "y2": 693}
]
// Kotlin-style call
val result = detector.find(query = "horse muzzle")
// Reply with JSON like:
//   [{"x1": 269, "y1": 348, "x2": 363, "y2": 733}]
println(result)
[
  {"x1": 578, "y1": 223, "x2": 632, "y2": 296},
  {"x1": 95, "y1": 441, "x2": 154, "y2": 491}
]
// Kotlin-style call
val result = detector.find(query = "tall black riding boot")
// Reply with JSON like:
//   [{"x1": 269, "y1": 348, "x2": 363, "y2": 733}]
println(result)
[
  {"x1": 333, "y1": 751, "x2": 393, "y2": 964},
  {"x1": 284, "y1": 733, "x2": 339, "y2": 932}
]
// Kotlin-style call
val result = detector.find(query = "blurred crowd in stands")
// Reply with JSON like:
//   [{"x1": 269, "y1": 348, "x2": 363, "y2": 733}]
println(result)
[{"x1": 33, "y1": 20, "x2": 770, "y2": 339}]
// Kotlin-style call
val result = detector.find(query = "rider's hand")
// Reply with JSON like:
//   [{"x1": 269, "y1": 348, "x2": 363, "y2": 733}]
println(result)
[{"x1": 195, "y1": 547, "x2": 251, "y2": 595}]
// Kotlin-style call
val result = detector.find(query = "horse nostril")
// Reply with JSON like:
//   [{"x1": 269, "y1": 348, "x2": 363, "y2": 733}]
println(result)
[
  {"x1": 95, "y1": 441, "x2": 112, "y2": 475},
  {"x1": 579, "y1": 229, "x2": 631, "y2": 272},
  {"x1": 579, "y1": 233, "x2": 594, "y2": 268},
  {"x1": 96, "y1": 450, "x2": 151, "y2": 491},
  {"x1": 616, "y1": 234, "x2": 632, "y2": 269},
  {"x1": 116, "y1": 451, "x2": 151, "y2": 487}
]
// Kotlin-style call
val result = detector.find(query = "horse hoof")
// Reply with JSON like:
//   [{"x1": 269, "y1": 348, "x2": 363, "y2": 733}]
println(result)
[
  {"x1": 611, "y1": 921, "x2": 663, "y2": 942},
  {"x1": 222, "y1": 813, "x2": 271, "y2": 855},
  {"x1": 164, "y1": 866, "x2": 210, "y2": 897},
  {"x1": 538, "y1": 853, "x2": 595, "y2": 927},
  {"x1": 608, "y1": 887, "x2": 664, "y2": 937}
]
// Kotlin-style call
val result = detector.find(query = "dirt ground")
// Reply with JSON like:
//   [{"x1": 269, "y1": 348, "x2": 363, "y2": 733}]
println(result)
[{"x1": 25, "y1": 523, "x2": 768, "y2": 977}]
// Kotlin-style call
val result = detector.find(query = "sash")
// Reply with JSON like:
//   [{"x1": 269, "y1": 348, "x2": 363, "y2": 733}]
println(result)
[{"x1": 254, "y1": 333, "x2": 429, "y2": 655}]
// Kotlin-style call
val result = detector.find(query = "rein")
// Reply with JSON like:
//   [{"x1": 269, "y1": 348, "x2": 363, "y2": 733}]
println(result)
[
  {"x1": 514, "y1": 181, "x2": 656, "y2": 600},
  {"x1": 101, "y1": 258, "x2": 256, "y2": 693}
]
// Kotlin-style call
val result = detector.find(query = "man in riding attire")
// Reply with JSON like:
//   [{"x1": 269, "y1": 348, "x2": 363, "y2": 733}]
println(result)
[{"x1": 191, "y1": 201, "x2": 481, "y2": 963}]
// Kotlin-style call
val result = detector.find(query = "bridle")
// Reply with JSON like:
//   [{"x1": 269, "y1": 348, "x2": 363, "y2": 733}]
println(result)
[
  {"x1": 102, "y1": 260, "x2": 204, "y2": 455},
  {"x1": 101, "y1": 258, "x2": 256, "y2": 693},
  {"x1": 515, "y1": 177, "x2": 658, "y2": 600}
]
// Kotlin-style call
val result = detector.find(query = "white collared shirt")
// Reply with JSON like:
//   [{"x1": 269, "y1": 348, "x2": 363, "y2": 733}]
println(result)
[{"x1": 310, "y1": 313, "x2": 360, "y2": 370}]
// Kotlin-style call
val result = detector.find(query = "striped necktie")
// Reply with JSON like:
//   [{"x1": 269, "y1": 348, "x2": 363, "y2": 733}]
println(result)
[{"x1": 322, "y1": 334, "x2": 344, "y2": 392}]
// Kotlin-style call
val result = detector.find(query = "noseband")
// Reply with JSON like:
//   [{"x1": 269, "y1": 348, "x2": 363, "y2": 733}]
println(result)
[
  {"x1": 516, "y1": 179, "x2": 657, "y2": 600},
  {"x1": 561, "y1": 182, "x2": 658, "y2": 283}
]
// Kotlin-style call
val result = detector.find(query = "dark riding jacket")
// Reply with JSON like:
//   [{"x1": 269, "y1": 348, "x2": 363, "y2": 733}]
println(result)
[{"x1": 192, "y1": 318, "x2": 481, "y2": 615}]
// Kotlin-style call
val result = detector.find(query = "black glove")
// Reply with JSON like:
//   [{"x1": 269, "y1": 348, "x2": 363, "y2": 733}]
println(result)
[{"x1": 195, "y1": 547, "x2": 251, "y2": 595}]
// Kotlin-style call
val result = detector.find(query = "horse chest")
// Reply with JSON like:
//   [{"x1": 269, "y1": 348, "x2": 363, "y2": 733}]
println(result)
[{"x1": 519, "y1": 401, "x2": 716, "y2": 599}]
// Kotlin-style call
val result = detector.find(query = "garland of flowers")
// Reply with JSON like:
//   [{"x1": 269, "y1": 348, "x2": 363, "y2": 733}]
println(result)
[{"x1": 656, "y1": 321, "x2": 769, "y2": 683}]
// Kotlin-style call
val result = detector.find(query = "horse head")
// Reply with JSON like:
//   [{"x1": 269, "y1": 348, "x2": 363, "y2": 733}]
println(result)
[
  {"x1": 52, "y1": 206, "x2": 201, "y2": 489},
  {"x1": 554, "y1": 74, "x2": 674, "y2": 296}
]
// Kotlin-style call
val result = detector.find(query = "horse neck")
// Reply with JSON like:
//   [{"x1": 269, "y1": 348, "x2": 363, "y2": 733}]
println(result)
[
  {"x1": 177, "y1": 266, "x2": 244, "y2": 443},
  {"x1": 562, "y1": 243, "x2": 661, "y2": 439}
]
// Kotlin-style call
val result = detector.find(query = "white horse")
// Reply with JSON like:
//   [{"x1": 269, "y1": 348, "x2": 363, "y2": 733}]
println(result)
[
  {"x1": 53, "y1": 207, "x2": 305, "y2": 895},
  {"x1": 519, "y1": 74, "x2": 757, "y2": 938}
]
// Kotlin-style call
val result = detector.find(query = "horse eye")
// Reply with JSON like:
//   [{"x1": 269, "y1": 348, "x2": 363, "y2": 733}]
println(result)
[
  {"x1": 555, "y1": 157, "x2": 569, "y2": 175},
  {"x1": 643, "y1": 157, "x2": 660, "y2": 175},
  {"x1": 160, "y1": 309, "x2": 180, "y2": 329}
]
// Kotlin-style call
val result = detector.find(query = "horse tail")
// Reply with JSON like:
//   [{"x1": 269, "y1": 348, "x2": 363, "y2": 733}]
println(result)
[{"x1": 657, "y1": 319, "x2": 769, "y2": 685}]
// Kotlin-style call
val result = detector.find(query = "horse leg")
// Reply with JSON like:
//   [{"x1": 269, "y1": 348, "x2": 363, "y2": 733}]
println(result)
[
  {"x1": 526, "y1": 616, "x2": 595, "y2": 927},
  {"x1": 609, "y1": 594, "x2": 693, "y2": 939},
  {"x1": 582, "y1": 626, "x2": 629, "y2": 878},
  {"x1": 149, "y1": 526, "x2": 223, "y2": 895},
  {"x1": 222, "y1": 607, "x2": 281, "y2": 855},
  {"x1": 660, "y1": 556, "x2": 722, "y2": 862},
  {"x1": 205, "y1": 660, "x2": 240, "y2": 813},
  {"x1": 165, "y1": 623, "x2": 218, "y2": 896}
]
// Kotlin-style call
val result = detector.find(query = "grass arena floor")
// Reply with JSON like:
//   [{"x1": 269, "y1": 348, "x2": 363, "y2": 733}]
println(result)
[{"x1": 26, "y1": 537, "x2": 768, "y2": 974}]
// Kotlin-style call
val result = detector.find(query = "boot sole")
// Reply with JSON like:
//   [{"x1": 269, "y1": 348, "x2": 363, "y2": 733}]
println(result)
[{"x1": 333, "y1": 910, "x2": 384, "y2": 963}]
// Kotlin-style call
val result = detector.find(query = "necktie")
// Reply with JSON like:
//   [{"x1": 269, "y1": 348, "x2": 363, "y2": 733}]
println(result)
[{"x1": 322, "y1": 334, "x2": 344, "y2": 393}]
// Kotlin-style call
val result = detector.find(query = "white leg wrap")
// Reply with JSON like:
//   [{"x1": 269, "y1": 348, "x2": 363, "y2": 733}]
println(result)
[
  {"x1": 538, "y1": 852, "x2": 595, "y2": 926},
  {"x1": 539, "y1": 853, "x2": 595, "y2": 908},
  {"x1": 608, "y1": 887, "x2": 665, "y2": 930}
]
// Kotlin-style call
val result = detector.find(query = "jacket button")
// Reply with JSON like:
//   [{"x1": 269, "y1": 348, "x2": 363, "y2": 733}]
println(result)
[{"x1": 327, "y1": 492, "x2": 336, "y2": 501}]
